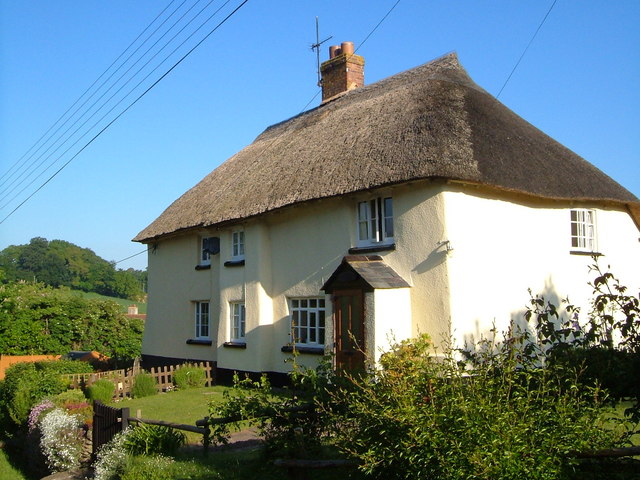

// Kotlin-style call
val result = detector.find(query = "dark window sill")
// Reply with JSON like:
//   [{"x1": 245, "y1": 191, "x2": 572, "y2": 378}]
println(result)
[
  {"x1": 186, "y1": 338, "x2": 212, "y2": 346},
  {"x1": 349, "y1": 243, "x2": 396, "y2": 254},
  {"x1": 195, "y1": 264, "x2": 211, "y2": 271},
  {"x1": 224, "y1": 259, "x2": 245, "y2": 267},
  {"x1": 569, "y1": 251, "x2": 602, "y2": 256},
  {"x1": 281, "y1": 345, "x2": 325, "y2": 355},
  {"x1": 223, "y1": 341, "x2": 247, "y2": 349}
]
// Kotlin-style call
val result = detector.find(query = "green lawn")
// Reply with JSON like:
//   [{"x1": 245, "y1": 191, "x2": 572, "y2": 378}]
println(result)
[
  {"x1": 0, "y1": 450, "x2": 25, "y2": 480},
  {"x1": 76, "y1": 290, "x2": 147, "y2": 313},
  {"x1": 108, "y1": 386, "x2": 229, "y2": 443}
]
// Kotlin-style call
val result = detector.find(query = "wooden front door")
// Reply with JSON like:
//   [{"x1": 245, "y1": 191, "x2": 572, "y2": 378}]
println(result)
[{"x1": 333, "y1": 289, "x2": 365, "y2": 371}]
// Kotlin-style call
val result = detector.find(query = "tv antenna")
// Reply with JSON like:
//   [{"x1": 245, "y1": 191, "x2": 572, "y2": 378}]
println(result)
[{"x1": 311, "y1": 17, "x2": 332, "y2": 87}]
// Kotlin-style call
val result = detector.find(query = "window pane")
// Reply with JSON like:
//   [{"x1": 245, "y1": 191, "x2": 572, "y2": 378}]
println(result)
[
  {"x1": 384, "y1": 217, "x2": 394, "y2": 238},
  {"x1": 309, "y1": 312, "x2": 316, "y2": 342},
  {"x1": 289, "y1": 298, "x2": 326, "y2": 346},
  {"x1": 384, "y1": 197, "x2": 393, "y2": 216}
]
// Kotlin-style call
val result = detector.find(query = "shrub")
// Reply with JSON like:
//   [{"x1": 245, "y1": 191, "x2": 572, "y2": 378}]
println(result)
[
  {"x1": 37, "y1": 358, "x2": 94, "y2": 375},
  {"x1": 87, "y1": 379, "x2": 115, "y2": 404},
  {"x1": 172, "y1": 364, "x2": 206, "y2": 390},
  {"x1": 209, "y1": 359, "x2": 338, "y2": 456},
  {"x1": 132, "y1": 373, "x2": 157, "y2": 398},
  {"x1": 0, "y1": 362, "x2": 68, "y2": 427},
  {"x1": 0, "y1": 359, "x2": 94, "y2": 429},
  {"x1": 93, "y1": 429, "x2": 130, "y2": 480},
  {"x1": 52, "y1": 388, "x2": 87, "y2": 407},
  {"x1": 123, "y1": 423, "x2": 186, "y2": 456},
  {"x1": 39, "y1": 408, "x2": 84, "y2": 473},
  {"x1": 328, "y1": 334, "x2": 630, "y2": 480}
]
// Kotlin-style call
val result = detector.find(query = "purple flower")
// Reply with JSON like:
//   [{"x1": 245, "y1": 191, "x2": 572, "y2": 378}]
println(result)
[{"x1": 28, "y1": 400, "x2": 55, "y2": 432}]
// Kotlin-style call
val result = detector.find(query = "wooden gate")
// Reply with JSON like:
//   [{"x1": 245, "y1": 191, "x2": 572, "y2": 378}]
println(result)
[{"x1": 93, "y1": 401, "x2": 129, "y2": 456}]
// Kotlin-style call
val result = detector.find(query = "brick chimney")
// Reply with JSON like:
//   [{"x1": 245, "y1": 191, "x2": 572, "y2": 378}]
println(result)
[{"x1": 320, "y1": 41, "x2": 365, "y2": 102}]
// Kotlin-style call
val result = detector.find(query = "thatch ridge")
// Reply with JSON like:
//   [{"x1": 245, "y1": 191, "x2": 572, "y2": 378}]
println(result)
[{"x1": 134, "y1": 53, "x2": 638, "y2": 243}]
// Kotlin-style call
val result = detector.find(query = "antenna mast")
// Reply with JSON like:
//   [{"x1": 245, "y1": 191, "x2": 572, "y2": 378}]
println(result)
[{"x1": 311, "y1": 17, "x2": 332, "y2": 87}]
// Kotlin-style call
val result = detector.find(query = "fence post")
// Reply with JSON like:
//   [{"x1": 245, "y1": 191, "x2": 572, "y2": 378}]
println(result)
[{"x1": 121, "y1": 407, "x2": 129, "y2": 430}]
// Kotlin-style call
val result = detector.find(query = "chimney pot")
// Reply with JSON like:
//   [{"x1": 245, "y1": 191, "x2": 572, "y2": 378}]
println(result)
[
  {"x1": 320, "y1": 41, "x2": 365, "y2": 102},
  {"x1": 340, "y1": 41, "x2": 354, "y2": 55}
]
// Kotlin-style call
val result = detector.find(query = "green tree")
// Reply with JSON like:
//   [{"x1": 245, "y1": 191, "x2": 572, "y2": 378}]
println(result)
[
  {"x1": 0, "y1": 238, "x2": 145, "y2": 300},
  {"x1": 0, "y1": 282, "x2": 143, "y2": 361}
]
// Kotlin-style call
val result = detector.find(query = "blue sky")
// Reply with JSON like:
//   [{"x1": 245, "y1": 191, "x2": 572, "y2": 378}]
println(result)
[{"x1": 1, "y1": 1, "x2": 638, "y2": 271}]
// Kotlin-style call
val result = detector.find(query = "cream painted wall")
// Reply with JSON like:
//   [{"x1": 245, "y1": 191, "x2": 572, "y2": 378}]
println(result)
[
  {"x1": 143, "y1": 234, "x2": 217, "y2": 361},
  {"x1": 443, "y1": 188, "x2": 640, "y2": 349},
  {"x1": 371, "y1": 288, "x2": 412, "y2": 363},
  {"x1": 382, "y1": 183, "x2": 451, "y2": 346}
]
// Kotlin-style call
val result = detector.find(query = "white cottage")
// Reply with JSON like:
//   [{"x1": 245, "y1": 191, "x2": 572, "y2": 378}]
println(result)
[{"x1": 134, "y1": 45, "x2": 640, "y2": 383}]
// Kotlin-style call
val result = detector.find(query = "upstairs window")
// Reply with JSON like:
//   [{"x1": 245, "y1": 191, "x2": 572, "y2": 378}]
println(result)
[
  {"x1": 199, "y1": 237, "x2": 219, "y2": 266},
  {"x1": 357, "y1": 197, "x2": 394, "y2": 246},
  {"x1": 200, "y1": 238, "x2": 211, "y2": 265},
  {"x1": 195, "y1": 301, "x2": 210, "y2": 339},
  {"x1": 290, "y1": 298, "x2": 326, "y2": 346},
  {"x1": 232, "y1": 231, "x2": 245, "y2": 261},
  {"x1": 230, "y1": 302, "x2": 246, "y2": 342},
  {"x1": 570, "y1": 209, "x2": 596, "y2": 252}
]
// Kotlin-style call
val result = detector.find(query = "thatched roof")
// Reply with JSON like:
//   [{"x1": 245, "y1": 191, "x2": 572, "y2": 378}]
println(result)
[{"x1": 134, "y1": 53, "x2": 639, "y2": 243}]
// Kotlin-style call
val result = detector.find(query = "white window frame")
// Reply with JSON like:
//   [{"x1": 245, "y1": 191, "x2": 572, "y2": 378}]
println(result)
[
  {"x1": 200, "y1": 237, "x2": 211, "y2": 266},
  {"x1": 570, "y1": 209, "x2": 597, "y2": 252},
  {"x1": 195, "y1": 301, "x2": 210, "y2": 339},
  {"x1": 231, "y1": 231, "x2": 245, "y2": 261},
  {"x1": 290, "y1": 298, "x2": 326, "y2": 346},
  {"x1": 357, "y1": 196, "x2": 394, "y2": 247},
  {"x1": 230, "y1": 302, "x2": 246, "y2": 342}
]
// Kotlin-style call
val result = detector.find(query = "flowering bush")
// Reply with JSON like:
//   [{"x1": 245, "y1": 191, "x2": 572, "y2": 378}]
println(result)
[
  {"x1": 39, "y1": 408, "x2": 84, "y2": 472},
  {"x1": 93, "y1": 429, "x2": 130, "y2": 480},
  {"x1": 27, "y1": 399, "x2": 54, "y2": 432}
]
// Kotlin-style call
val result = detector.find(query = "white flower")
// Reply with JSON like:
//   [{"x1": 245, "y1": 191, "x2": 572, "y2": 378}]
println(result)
[
  {"x1": 39, "y1": 408, "x2": 84, "y2": 472},
  {"x1": 93, "y1": 428, "x2": 131, "y2": 480}
]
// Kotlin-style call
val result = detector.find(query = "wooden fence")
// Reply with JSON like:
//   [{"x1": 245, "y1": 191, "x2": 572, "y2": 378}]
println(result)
[
  {"x1": 93, "y1": 401, "x2": 129, "y2": 456},
  {"x1": 64, "y1": 361, "x2": 214, "y2": 399}
]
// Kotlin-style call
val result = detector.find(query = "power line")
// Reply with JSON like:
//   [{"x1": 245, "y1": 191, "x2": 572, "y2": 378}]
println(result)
[
  {"x1": 0, "y1": 0, "x2": 212, "y2": 202},
  {"x1": 0, "y1": 0, "x2": 225, "y2": 207},
  {"x1": 0, "y1": 0, "x2": 181, "y2": 188},
  {"x1": 497, "y1": 0, "x2": 558, "y2": 98},
  {"x1": 355, "y1": 0, "x2": 401, "y2": 54},
  {"x1": 114, "y1": 248, "x2": 149, "y2": 266},
  {"x1": 0, "y1": 0, "x2": 250, "y2": 225}
]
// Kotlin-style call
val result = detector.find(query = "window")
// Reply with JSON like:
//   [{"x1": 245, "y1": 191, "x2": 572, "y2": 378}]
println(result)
[
  {"x1": 232, "y1": 231, "x2": 245, "y2": 260},
  {"x1": 199, "y1": 237, "x2": 219, "y2": 266},
  {"x1": 570, "y1": 209, "x2": 596, "y2": 251},
  {"x1": 357, "y1": 197, "x2": 394, "y2": 246},
  {"x1": 230, "y1": 302, "x2": 246, "y2": 342},
  {"x1": 290, "y1": 298, "x2": 326, "y2": 346},
  {"x1": 195, "y1": 301, "x2": 210, "y2": 339},
  {"x1": 200, "y1": 238, "x2": 211, "y2": 265}
]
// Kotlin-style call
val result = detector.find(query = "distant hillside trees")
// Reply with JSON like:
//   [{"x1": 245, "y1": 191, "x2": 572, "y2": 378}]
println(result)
[
  {"x1": 0, "y1": 237, "x2": 146, "y2": 300},
  {"x1": 0, "y1": 282, "x2": 143, "y2": 363}
]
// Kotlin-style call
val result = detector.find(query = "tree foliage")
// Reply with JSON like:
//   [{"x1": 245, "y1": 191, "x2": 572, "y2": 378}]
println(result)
[
  {"x1": 0, "y1": 237, "x2": 146, "y2": 300},
  {"x1": 0, "y1": 281, "x2": 143, "y2": 360}
]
